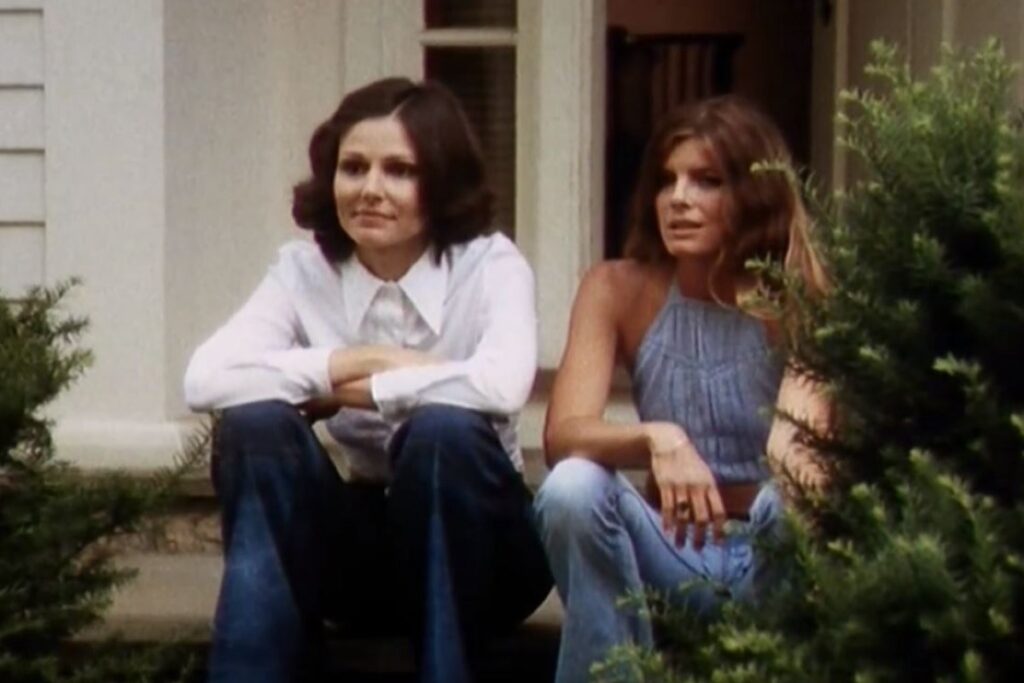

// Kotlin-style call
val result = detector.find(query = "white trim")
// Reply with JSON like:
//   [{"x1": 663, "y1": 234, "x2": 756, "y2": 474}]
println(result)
[{"x1": 420, "y1": 28, "x2": 516, "y2": 47}]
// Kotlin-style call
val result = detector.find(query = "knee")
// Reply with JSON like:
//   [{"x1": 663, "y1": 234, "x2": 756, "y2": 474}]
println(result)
[
  {"x1": 400, "y1": 404, "x2": 488, "y2": 447},
  {"x1": 534, "y1": 457, "x2": 615, "y2": 538},
  {"x1": 214, "y1": 400, "x2": 312, "y2": 481},
  {"x1": 217, "y1": 400, "x2": 306, "y2": 444},
  {"x1": 390, "y1": 405, "x2": 496, "y2": 491}
]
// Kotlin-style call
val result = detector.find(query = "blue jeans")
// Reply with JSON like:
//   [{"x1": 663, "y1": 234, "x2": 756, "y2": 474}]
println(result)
[
  {"x1": 534, "y1": 457, "x2": 783, "y2": 683},
  {"x1": 207, "y1": 401, "x2": 552, "y2": 683}
]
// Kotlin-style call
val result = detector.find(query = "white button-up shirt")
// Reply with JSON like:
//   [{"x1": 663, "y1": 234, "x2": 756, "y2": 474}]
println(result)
[{"x1": 184, "y1": 232, "x2": 536, "y2": 481}]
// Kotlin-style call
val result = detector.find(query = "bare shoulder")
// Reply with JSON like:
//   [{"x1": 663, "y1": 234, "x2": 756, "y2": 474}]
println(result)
[
  {"x1": 580, "y1": 259, "x2": 665, "y2": 317},
  {"x1": 579, "y1": 259, "x2": 650, "y2": 305}
]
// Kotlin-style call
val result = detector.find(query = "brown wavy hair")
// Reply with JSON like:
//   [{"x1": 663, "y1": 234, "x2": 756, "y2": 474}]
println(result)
[
  {"x1": 625, "y1": 95, "x2": 827, "y2": 303},
  {"x1": 292, "y1": 77, "x2": 494, "y2": 263}
]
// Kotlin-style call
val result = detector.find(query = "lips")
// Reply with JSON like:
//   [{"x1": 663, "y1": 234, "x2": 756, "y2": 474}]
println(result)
[
  {"x1": 667, "y1": 219, "x2": 702, "y2": 231},
  {"x1": 353, "y1": 210, "x2": 394, "y2": 221}
]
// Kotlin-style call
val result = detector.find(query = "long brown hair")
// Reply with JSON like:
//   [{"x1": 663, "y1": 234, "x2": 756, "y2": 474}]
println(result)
[{"x1": 625, "y1": 95, "x2": 827, "y2": 305}]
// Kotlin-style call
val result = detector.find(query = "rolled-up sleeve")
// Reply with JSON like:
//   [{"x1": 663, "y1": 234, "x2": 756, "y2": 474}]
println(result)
[
  {"x1": 183, "y1": 269, "x2": 334, "y2": 411},
  {"x1": 370, "y1": 247, "x2": 537, "y2": 419}
]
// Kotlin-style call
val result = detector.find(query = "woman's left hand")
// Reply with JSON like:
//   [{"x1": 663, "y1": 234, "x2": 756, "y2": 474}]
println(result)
[{"x1": 647, "y1": 422, "x2": 726, "y2": 550}]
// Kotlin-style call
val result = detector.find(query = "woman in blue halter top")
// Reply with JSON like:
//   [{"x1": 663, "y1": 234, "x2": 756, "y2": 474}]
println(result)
[{"x1": 535, "y1": 96, "x2": 831, "y2": 683}]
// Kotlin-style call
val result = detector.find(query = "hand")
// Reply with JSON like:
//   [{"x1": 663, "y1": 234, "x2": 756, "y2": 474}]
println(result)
[
  {"x1": 300, "y1": 396, "x2": 341, "y2": 423},
  {"x1": 646, "y1": 422, "x2": 725, "y2": 550}
]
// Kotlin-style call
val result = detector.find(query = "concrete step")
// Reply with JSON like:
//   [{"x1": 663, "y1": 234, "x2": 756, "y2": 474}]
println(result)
[{"x1": 89, "y1": 553, "x2": 563, "y2": 679}]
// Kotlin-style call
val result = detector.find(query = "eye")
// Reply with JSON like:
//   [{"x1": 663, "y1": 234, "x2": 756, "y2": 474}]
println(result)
[
  {"x1": 385, "y1": 161, "x2": 418, "y2": 179},
  {"x1": 658, "y1": 171, "x2": 676, "y2": 188},
  {"x1": 693, "y1": 173, "x2": 723, "y2": 189},
  {"x1": 338, "y1": 158, "x2": 367, "y2": 176}
]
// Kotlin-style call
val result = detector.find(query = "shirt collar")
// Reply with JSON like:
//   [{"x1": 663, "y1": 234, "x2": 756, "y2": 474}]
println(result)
[
  {"x1": 397, "y1": 248, "x2": 448, "y2": 335},
  {"x1": 339, "y1": 249, "x2": 448, "y2": 335}
]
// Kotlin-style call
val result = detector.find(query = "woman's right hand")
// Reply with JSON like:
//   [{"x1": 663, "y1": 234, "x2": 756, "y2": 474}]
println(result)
[{"x1": 646, "y1": 421, "x2": 726, "y2": 550}]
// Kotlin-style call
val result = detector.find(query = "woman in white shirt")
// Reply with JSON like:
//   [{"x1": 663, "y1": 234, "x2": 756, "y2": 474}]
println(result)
[{"x1": 185, "y1": 77, "x2": 551, "y2": 683}]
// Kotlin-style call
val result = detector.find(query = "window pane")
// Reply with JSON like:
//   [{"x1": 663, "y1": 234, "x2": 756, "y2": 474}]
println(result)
[
  {"x1": 426, "y1": 47, "x2": 516, "y2": 238},
  {"x1": 425, "y1": 0, "x2": 516, "y2": 29}
]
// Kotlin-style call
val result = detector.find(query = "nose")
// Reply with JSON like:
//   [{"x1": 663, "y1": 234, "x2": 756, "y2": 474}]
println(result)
[
  {"x1": 669, "y1": 176, "x2": 692, "y2": 207},
  {"x1": 360, "y1": 164, "x2": 384, "y2": 200}
]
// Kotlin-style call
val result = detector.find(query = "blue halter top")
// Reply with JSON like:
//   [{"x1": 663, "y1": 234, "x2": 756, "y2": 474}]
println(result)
[{"x1": 630, "y1": 284, "x2": 784, "y2": 485}]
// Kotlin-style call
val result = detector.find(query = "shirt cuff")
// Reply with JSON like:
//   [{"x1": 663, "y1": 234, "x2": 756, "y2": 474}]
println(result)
[{"x1": 370, "y1": 368, "x2": 414, "y2": 419}]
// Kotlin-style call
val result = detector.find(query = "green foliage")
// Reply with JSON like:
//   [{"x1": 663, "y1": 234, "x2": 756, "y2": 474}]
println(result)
[
  {"x1": 0, "y1": 282, "x2": 206, "y2": 682},
  {"x1": 612, "y1": 40, "x2": 1024, "y2": 682}
]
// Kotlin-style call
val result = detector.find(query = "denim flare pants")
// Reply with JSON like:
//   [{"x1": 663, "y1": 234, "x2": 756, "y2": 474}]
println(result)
[
  {"x1": 534, "y1": 457, "x2": 783, "y2": 683},
  {"x1": 207, "y1": 401, "x2": 552, "y2": 683}
]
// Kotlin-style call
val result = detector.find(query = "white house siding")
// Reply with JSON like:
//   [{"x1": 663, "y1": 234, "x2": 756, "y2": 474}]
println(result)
[{"x1": 0, "y1": 2, "x2": 44, "y2": 295}]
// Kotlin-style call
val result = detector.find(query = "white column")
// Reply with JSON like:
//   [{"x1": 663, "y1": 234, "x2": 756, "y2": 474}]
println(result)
[
  {"x1": 43, "y1": 0, "x2": 348, "y2": 469},
  {"x1": 44, "y1": 0, "x2": 185, "y2": 468},
  {"x1": 522, "y1": 0, "x2": 606, "y2": 368}
]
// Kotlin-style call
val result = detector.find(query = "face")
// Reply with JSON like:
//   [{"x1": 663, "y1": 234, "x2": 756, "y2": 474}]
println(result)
[
  {"x1": 655, "y1": 137, "x2": 729, "y2": 261},
  {"x1": 334, "y1": 115, "x2": 426, "y2": 269}
]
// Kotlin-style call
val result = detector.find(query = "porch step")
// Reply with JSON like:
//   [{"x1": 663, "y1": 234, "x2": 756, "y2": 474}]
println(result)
[{"x1": 89, "y1": 553, "x2": 562, "y2": 680}]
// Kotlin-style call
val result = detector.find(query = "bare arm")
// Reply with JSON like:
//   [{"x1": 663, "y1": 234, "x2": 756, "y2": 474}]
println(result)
[
  {"x1": 766, "y1": 367, "x2": 830, "y2": 495},
  {"x1": 543, "y1": 264, "x2": 725, "y2": 547},
  {"x1": 544, "y1": 265, "x2": 650, "y2": 466}
]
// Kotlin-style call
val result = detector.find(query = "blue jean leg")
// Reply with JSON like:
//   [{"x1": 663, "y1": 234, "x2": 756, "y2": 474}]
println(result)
[
  {"x1": 207, "y1": 401, "x2": 353, "y2": 683},
  {"x1": 387, "y1": 405, "x2": 552, "y2": 683},
  {"x1": 209, "y1": 402, "x2": 550, "y2": 683},
  {"x1": 535, "y1": 457, "x2": 782, "y2": 683}
]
